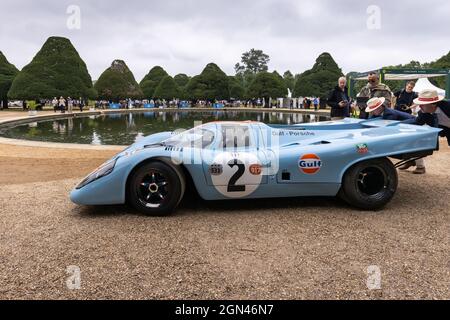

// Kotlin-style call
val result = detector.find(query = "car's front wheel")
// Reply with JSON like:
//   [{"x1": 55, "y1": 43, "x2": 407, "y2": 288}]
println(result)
[
  {"x1": 127, "y1": 161, "x2": 185, "y2": 216},
  {"x1": 339, "y1": 158, "x2": 398, "y2": 210}
]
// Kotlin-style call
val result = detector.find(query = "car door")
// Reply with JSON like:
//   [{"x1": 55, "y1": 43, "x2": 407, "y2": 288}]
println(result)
[{"x1": 202, "y1": 123, "x2": 268, "y2": 199}]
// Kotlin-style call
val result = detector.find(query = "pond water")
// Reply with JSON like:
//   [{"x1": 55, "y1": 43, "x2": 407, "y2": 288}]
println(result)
[{"x1": 0, "y1": 110, "x2": 329, "y2": 146}]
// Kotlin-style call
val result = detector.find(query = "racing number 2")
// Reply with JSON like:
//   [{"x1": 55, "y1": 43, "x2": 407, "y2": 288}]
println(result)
[{"x1": 227, "y1": 159, "x2": 246, "y2": 192}]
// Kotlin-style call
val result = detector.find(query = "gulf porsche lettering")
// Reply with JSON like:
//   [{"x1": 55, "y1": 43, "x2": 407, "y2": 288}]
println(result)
[
  {"x1": 272, "y1": 130, "x2": 315, "y2": 137},
  {"x1": 299, "y1": 154, "x2": 322, "y2": 174}
]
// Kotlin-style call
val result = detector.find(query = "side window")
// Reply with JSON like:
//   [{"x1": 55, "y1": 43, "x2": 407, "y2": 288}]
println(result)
[{"x1": 220, "y1": 125, "x2": 252, "y2": 150}]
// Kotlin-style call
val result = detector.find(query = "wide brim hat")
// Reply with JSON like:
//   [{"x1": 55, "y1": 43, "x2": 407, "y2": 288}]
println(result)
[
  {"x1": 365, "y1": 97, "x2": 386, "y2": 113},
  {"x1": 413, "y1": 89, "x2": 445, "y2": 105}
]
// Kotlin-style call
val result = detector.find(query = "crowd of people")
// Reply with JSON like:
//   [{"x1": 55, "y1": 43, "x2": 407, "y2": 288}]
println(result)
[
  {"x1": 51, "y1": 97, "x2": 86, "y2": 113},
  {"x1": 327, "y1": 72, "x2": 450, "y2": 175},
  {"x1": 9, "y1": 94, "x2": 325, "y2": 112}
]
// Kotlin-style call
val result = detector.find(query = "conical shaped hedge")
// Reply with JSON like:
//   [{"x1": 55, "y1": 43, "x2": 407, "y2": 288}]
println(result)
[
  {"x1": 153, "y1": 76, "x2": 181, "y2": 100},
  {"x1": 185, "y1": 63, "x2": 230, "y2": 100},
  {"x1": 94, "y1": 60, "x2": 143, "y2": 101},
  {"x1": 140, "y1": 66, "x2": 169, "y2": 98},
  {"x1": 8, "y1": 36, "x2": 96, "y2": 100},
  {"x1": 0, "y1": 51, "x2": 19, "y2": 106},
  {"x1": 293, "y1": 52, "x2": 343, "y2": 98},
  {"x1": 173, "y1": 73, "x2": 190, "y2": 88}
]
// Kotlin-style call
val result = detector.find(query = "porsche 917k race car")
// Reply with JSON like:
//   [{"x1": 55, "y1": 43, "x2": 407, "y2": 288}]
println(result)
[{"x1": 70, "y1": 118, "x2": 441, "y2": 216}]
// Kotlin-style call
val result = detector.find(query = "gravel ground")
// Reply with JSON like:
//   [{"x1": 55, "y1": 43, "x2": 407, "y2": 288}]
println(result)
[{"x1": 0, "y1": 142, "x2": 449, "y2": 300}]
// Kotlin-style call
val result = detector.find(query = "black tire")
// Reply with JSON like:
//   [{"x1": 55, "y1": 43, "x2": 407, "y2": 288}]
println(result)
[
  {"x1": 340, "y1": 158, "x2": 398, "y2": 210},
  {"x1": 127, "y1": 161, "x2": 185, "y2": 216}
]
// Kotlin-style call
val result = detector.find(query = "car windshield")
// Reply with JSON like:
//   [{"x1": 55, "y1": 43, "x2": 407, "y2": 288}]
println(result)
[{"x1": 163, "y1": 126, "x2": 215, "y2": 149}]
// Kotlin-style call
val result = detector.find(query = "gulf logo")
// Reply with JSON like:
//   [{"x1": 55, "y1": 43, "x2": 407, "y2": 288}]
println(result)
[{"x1": 299, "y1": 154, "x2": 322, "y2": 174}]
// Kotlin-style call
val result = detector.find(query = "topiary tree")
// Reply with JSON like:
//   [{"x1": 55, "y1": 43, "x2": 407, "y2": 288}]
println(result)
[
  {"x1": 140, "y1": 66, "x2": 169, "y2": 98},
  {"x1": 153, "y1": 76, "x2": 181, "y2": 100},
  {"x1": 0, "y1": 51, "x2": 19, "y2": 108},
  {"x1": 173, "y1": 73, "x2": 190, "y2": 88},
  {"x1": 8, "y1": 36, "x2": 96, "y2": 100},
  {"x1": 94, "y1": 60, "x2": 143, "y2": 101},
  {"x1": 293, "y1": 52, "x2": 343, "y2": 99},
  {"x1": 185, "y1": 63, "x2": 230, "y2": 101},
  {"x1": 246, "y1": 71, "x2": 287, "y2": 100}
]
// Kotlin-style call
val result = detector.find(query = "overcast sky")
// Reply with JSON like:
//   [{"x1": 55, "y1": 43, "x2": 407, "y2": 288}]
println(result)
[{"x1": 1, "y1": 0, "x2": 449, "y2": 81}]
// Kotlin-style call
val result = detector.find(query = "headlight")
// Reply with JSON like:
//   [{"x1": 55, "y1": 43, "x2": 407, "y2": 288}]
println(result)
[{"x1": 76, "y1": 158, "x2": 117, "y2": 189}]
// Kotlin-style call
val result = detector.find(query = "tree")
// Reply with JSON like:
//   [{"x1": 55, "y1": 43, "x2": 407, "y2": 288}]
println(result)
[
  {"x1": 140, "y1": 66, "x2": 168, "y2": 98},
  {"x1": 173, "y1": 73, "x2": 190, "y2": 88},
  {"x1": 94, "y1": 60, "x2": 143, "y2": 101},
  {"x1": 235, "y1": 72, "x2": 256, "y2": 93},
  {"x1": 293, "y1": 52, "x2": 343, "y2": 99},
  {"x1": 228, "y1": 76, "x2": 245, "y2": 99},
  {"x1": 0, "y1": 51, "x2": 19, "y2": 108},
  {"x1": 153, "y1": 76, "x2": 181, "y2": 100},
  {"x1": 246, "y1": 71, "x2": 287, "y2": 100},
  {"x1": 283, "y1": 70, "x2": 295, "y2": 92},
  {"x1": 427, "y1": 51, "x2": 450, "y2": 89},
  {"x1": 235, "y1": 49, "x2": 270, "y2": 75},
  {"x1": 185, "y1": 63, "x2": 230, "y2": 100},
  {"x1": 8, "y1": 36, "x2": 96, "y2": 100}
]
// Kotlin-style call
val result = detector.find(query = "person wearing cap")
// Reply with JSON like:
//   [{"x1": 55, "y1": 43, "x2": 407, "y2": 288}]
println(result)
[
  {"x1": 355, "y1": 72, "x2": 393, "y2": 119},
  {"x1": 365, "y1": 97, "x2": 414, "y2": 121},
  {"x1": 399, "y1": 89, "x2": 450, "y2": 174}
]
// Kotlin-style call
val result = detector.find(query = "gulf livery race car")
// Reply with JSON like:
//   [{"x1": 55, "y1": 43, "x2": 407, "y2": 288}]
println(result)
[{"x1": 70, "y1": 118, "x2": 441, "y2": 216}]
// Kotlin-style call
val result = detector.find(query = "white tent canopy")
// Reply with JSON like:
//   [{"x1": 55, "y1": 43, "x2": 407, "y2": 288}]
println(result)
[{"x1": 413, "y1": 78, "x2": 446, "y2": 96}]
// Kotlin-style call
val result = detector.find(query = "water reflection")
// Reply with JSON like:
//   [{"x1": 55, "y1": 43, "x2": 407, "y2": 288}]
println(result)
[{"x1": 0, "y1": 111, "x2": 328, "y2": 146}]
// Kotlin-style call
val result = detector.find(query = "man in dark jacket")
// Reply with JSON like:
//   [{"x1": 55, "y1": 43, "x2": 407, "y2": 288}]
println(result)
[
  {"x1": 394, "y1": 81, "x2": 418, "y2": 114},
  {"x1": 328, "y1": 77, "x2": 351, "y2": 120}
]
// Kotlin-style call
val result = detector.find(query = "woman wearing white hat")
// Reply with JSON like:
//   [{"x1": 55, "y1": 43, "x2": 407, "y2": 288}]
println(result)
[{"x1": 400, "y1": 89, "x2": 450, "y2": 174}]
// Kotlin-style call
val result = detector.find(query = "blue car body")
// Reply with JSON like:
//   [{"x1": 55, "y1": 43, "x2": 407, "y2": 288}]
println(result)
[{"x1": 70, "y1": 118, "x2": 441, "y2": 206}]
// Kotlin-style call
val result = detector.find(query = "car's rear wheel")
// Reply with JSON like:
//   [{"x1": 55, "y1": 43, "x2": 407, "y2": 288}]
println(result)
[
  {"x1": 340, "y1": 158, "x2": 398, "y2": 210},
  {"x1": 127, "y1": 161, "x2": 185, "y2": 216}
]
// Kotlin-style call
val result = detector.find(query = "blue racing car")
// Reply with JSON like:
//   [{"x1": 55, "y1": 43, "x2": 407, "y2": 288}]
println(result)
[{"x1": 70, "y1": 118, "x2": 441, "y2": 216}]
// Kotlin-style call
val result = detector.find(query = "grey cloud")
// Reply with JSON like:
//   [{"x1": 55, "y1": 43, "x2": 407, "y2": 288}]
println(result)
[{"x1": 0, "y1": 0, "x2": 449, "y2": 81}]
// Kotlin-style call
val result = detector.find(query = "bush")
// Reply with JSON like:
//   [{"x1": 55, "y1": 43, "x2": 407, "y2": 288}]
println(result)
[
  {"x1": 153, "y1": 76, "x2": 181, "y2": 100},
  {"x1": 8, "y1": 37, "x2": 96, "y2": 100},
  {"x1": 140, "y1": 66, "x2": 169, "y2": 98},
  {"x1": 185, "y1": 63, "x2": 230, "y2": 100},
  {"x1": 246, "y1": 72, "x2": 287, "y2": 100},
  {"x1": 94, "y1": 60, "x2": 143, "y2": 101},
  {"x1": 173, "y1": 73, "x2": 190, "y2": 88},
  {"x1": 293, "y1": 52, "x2": 343, "y2": 99},
  {"x1": 0, "y1": 52, "x2": 19, "y2": 106}
]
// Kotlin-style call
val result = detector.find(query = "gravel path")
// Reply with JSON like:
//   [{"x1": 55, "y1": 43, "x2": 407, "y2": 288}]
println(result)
[{"x1": 0, "y1": 142, "x2": 449, "y2": 300}]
